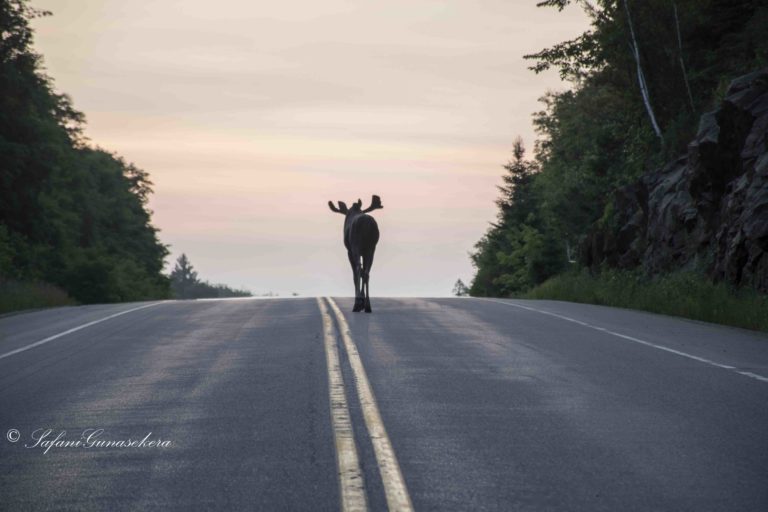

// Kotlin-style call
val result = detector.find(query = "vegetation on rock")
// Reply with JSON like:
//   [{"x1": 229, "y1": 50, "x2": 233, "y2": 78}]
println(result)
[{"x1": 470, "y1": 1, "x2": 768, "y2": 303}]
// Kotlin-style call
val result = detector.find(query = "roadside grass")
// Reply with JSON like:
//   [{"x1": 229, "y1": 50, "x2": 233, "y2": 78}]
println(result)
[
  {"x1": 521, "y1": 269, "x2": 768, "y2": 332},
  {"x1": 0, "y1": 279, "x2": 76, "y2": 315}
]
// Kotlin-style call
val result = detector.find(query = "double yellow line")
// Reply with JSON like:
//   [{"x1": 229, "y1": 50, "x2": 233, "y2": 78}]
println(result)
[{"x1": 317, "y1": 298, "x2": 414, "y2": 512}]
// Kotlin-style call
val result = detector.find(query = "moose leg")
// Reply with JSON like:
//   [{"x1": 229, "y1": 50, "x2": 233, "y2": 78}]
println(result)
[
  {"x1": 348, "y1": 252, "x2": 363, "y2": 312},
  {"x1": 362, "y1": 251, "x2": 374, "y2": 313}
]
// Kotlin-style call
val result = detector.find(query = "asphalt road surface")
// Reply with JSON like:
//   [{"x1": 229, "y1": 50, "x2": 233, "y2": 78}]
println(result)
[{"x1": 1, "y1": 297, "x2": 767, "y2": 511}]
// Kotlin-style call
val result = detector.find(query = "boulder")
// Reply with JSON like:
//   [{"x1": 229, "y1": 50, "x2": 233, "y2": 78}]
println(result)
[{"x1": 582, "y1": 68, "x2": 768, "y2": 291}]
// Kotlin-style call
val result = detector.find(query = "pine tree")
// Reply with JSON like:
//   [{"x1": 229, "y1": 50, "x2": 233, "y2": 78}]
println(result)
[
  {"x1": 470, "y1": 136, "x2": 564, "y2": 296},
  {"x1": 452, "y1": 279, "x2": 470, "y2": 297},
  {"x1": 169, "y1": 254, "x2": 198, "y2": 298},
  {"x1": 168, "y1": 253, "x2": 251, "y2": 299},
  {"x1": 495, "y1": 137, "x2": 535, "y2": 226}
]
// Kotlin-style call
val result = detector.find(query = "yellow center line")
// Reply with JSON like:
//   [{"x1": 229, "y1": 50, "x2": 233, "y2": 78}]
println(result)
[
  {"x1": 317, "y1": 298, "x2": 368, "y2": 512},
  {"x1": 326, "y1": 297, "x2": 415, "y2": 512}
]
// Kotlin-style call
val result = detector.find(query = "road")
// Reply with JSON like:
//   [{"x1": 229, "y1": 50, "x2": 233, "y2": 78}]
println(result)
[{"x1": 1, "y1": 297, "x2": 767, "y2": 511}]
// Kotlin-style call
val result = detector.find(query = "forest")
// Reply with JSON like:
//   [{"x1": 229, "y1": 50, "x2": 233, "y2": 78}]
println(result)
[
  {"x1": 470, "y1": 0, "x2": 768, "y2": 305},
  {"x1": 3, "y1": 0, "x2": 767, "y2": 319},
  {"x1": 0, "y1": 1, "x2": 253, "y2": 310},
  {"x1": 0, "y1": 0, "x2": 171, "y2": 308},
  {"x1": 0, "y1": 0, "x2": 259, "y2": 312},
  {"x1": 169, "y1": 254, "x2": 251, "y2": 300}
]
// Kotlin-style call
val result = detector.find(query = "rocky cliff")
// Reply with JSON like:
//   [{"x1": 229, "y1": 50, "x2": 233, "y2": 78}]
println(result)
[{"x1": 582, "y1": 68, "x2": 768, "y2": 291}]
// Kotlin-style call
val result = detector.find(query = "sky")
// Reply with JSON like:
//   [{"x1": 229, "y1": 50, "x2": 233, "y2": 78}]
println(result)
[{"x1": 31, "y1": 0, "x2": 589, "y2": 297}]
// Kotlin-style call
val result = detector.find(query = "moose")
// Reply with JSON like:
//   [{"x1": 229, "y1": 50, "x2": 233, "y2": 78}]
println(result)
[{"x1": 328, "y1": 195, "x2": 383, "y2": 313}]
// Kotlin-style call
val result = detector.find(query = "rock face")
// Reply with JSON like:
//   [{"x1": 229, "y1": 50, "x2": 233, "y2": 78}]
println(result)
[{"x1": 582, "y1": 68, "x2": 768, "y2": 291}]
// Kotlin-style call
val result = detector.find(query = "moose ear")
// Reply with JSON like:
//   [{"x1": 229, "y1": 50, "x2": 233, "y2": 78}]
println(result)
[
  {"x1": 361, "y1": 195, "x2": 383, "y2": 213},
  {"x1": 328, "y1": 201, "x2": 348, "y2": 214},
  {"x1": 356, "y1": 199, "x2": 362, "y2": 208}
]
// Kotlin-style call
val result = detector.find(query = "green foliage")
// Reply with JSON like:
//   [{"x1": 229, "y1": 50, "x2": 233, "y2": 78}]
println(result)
[
  {"x1": 523, "y1": 269, "x2": 768, "y2": 332},
  {"x1": 452, "y1": 278, "x2": 470, "y2": 297},
  {"x1": 0, "y1": 278, "x2": 75, "y2": 314},
  {"x1": 470, "y1": 0, "x2": 768, "y2": 300},
  {"x1": 0, "y1": 0, "x2": 169, "y2": 304},
  {"x1": 470, "y1": 139, "x2": 565, "y2": 296},
  {"x1": 169, "y1": 254, "x2": 251, "y2": 299},
  {"x1": 524, "y1": 31, "x2": 601, "y2": 80}
]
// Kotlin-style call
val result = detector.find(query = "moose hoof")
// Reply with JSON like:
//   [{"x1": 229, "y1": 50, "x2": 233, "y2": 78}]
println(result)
[{"x1": 364, "y1": 307, "x2": 372, "y2": 313}]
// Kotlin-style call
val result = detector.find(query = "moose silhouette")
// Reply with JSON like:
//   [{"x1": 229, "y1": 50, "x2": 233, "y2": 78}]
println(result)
[{"x1": 328, "y1": 195, "x2": 383, "y2": 313}]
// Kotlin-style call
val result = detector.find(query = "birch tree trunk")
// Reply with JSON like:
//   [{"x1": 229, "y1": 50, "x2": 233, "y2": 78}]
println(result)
[
  {"x1": 623, "y1": 0, "x2": 663, "y2": 139},
  {"x1": 672, "y1": 1, "x2": 696, "y2": 113}
]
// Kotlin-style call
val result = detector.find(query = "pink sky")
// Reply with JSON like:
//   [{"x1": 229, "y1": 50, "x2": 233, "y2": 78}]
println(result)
[{"x1": 32, "y1": 1, "x2": 589, "y2": 296}]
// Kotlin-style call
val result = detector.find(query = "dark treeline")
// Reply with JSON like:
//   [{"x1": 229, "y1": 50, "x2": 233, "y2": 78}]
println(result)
[
  {"x1": 169, "y1": 254, "x2": 251, "y2": 299},
  {"x1": 470, "y1": 0, "x2": 768, "y2": 296},
  {"x1": 0, "y1": 0, "x2": 169, "y2": 303}
]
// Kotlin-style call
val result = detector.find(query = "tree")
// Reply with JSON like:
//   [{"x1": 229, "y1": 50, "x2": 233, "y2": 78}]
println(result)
[
  {"x1": 496, "y1": 137, "x2": 536, "y2": 226},
  {"x1": 452, "y1": 279, "x2": 470, "y2": 297},
  {"x1": 470, "y1": 138, "x2": 563, "y2": 296},
  {"x1": 671, "y1": 1, "x2": 695, "y2": 113},
  {"x1": 169, "y1": 253, "x2": 251, "y2": 299},
  {"x1": 622, "y1": 0, "x2": 663, "y2": 138},
  {"x1": 470, "y1": 0, "x2": 768, "y2": 298},
  {"x1": 169, "y1": 254, "x2": 198, "y2": 298},
  {"x1": 1, "y1": 0, "x2": 170, "y2": 303}
]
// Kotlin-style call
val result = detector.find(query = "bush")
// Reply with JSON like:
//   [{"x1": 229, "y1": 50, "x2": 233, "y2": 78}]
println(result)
[
  {"x1": 523, "y1": 269, "x2": 768, "y2": 332},
  {"x1": 0, "y1": 279, "x2": 76, "y2": 314}
]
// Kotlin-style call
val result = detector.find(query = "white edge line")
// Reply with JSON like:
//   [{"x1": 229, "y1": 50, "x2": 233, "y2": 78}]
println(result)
[
  {"x1": 317, "y1": 298, "x2": 368, "y2": 512},
  {"x1": 327, "y1": 297, "x2": 415, "y2": 512},
  {"x1": 480, "y1": 298, "x2": 768, "y2": 384},
  {"x1": 0, "y1": 302, "x2": 164, "y2": 361}
]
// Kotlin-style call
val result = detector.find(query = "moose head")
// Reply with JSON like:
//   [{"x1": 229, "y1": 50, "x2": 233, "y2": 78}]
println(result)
[{"x1": 328, "y1": 195, "x2": 383, "y2": 312}]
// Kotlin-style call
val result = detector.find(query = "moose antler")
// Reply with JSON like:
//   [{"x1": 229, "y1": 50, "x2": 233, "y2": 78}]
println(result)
[
  {"x1": 328, "y1": 201, "x2": 349, "y2": 214},
  {"x1": 361, "y1": 195, "x2": 383, "y2": 213}
]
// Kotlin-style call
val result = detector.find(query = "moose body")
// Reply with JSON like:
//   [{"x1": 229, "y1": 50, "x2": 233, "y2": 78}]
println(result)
[{"x1": 328, "y1": 195, "x2": 382, "y2": 313}]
